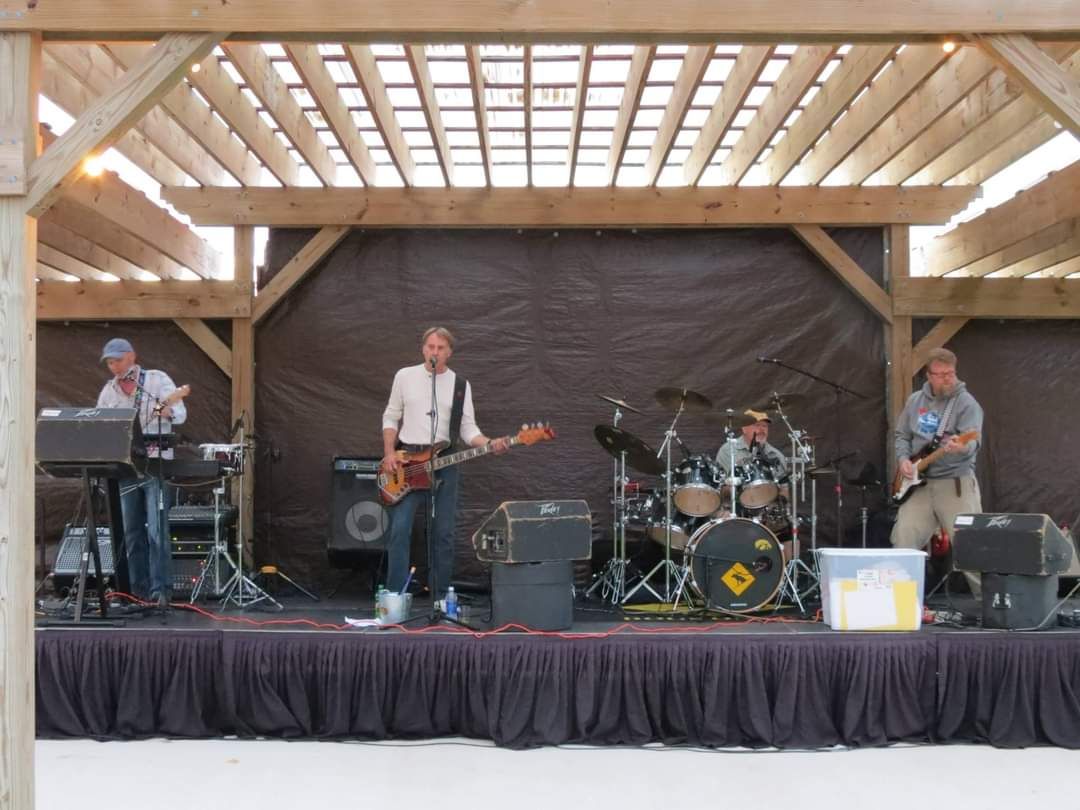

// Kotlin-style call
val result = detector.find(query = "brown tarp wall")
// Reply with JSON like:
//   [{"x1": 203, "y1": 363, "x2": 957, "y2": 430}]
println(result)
[{"x1": 34, "y1": 227, "x2": 1080, "y2": 591}]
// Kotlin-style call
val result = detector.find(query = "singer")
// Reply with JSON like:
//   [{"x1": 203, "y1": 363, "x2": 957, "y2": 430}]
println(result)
[
  {"x1": 380, "y1": 327, "x2": 509, "y2": 597},
  {"x1": 96, "y1": 337, "x2": 187, "y2": 608}
]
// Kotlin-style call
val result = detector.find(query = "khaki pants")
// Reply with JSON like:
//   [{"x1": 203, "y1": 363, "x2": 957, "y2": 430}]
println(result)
[{"x1": 891, "y1": 476, "x2": 982, "y2": 595}]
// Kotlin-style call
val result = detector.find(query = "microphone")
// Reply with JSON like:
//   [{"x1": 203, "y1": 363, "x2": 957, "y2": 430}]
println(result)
[
  {"x1": 757, "y1": 356, "x2": 780, "y2": 364},
  {"x1": 429, "y1": 356, "x2": 437, "y2": 369}
]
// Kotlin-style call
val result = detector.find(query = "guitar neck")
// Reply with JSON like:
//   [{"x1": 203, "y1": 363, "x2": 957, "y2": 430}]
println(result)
[
  {"x1": 431, "y1": 436, "x2": 519, "y2": 470},
  {"x1": 915, "y1": 446, "x2": 949, "y2": 473}
]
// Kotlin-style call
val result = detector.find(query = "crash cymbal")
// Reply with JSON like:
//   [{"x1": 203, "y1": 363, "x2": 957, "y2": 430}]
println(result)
[
  {"x1": 749, "y1": 392, "x2": 811, "y2": 412},
  {"x1": 596, "y1": 394, "x2": 643, "y2": 415},
  {"x1": 593, "y1": 425, "x2": 664, "y2": 476},
  {"x1": 703, "y1": 409, "x2": 768, "y2": 427},
  {"x1": 655, "y1": 387, "x2": 713, "y2": 412}
]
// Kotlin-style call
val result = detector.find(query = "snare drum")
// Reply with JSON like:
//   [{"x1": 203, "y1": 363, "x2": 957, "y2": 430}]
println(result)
[{"x1": 673, "y1": 455, "x2": 722, "y2": 516}]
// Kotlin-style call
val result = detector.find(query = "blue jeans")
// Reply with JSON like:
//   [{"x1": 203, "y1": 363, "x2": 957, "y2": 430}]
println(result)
[
  {"x1": 386, "y1": 466, "x2": 460, "y2": 597},
  {"x1": 119, "y1": 476, "x2": 174, "y2": 599}
]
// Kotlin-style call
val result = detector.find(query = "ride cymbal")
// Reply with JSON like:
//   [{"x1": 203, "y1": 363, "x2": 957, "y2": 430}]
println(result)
[
  {"x1": 749, "y1": 391, "x2": 811, "y2": 412},
  {"x1": 596, "y1": 394, "x2": 643, "y2": 415},
  {"x1": 654, "y1": 387, "x2": 713, "y2": 412},
  {"x1": 593, "y1": 425, "x2": 664, "y2": 476}
]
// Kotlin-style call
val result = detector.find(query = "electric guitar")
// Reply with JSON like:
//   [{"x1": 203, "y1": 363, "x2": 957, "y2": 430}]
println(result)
[
  {"x1": 890, "y1": 430, "x2": 979, "y2": 506},
  {"x1": 378, "y1": 423, "x2": 556, "y2": 506}
]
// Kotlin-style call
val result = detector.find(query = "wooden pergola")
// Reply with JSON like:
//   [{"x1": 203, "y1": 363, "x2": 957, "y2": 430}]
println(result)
[{"x1": 4, "y1": 2, "x2": 1080, "y2": 804}]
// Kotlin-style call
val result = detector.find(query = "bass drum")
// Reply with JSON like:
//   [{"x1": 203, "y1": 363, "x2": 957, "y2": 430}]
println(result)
[{"x1": 683, "y1": 518, "x2": 784, "y2": 612}]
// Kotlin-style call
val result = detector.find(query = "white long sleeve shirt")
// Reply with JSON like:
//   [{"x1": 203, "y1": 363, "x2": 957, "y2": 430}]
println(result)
[
  {"x1": 382, "y1": 364, "x2": 482, "y2": 447},
  {"x1": 96, "y1": 365, "x2": 187, "y2": 459}
]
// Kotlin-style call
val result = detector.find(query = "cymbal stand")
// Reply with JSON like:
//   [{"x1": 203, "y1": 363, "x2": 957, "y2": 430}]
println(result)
[
  {"x1": 771, "y1": 396, "x2": 815, "y2": 611},
  {"x1": 624, "y1": 400, "x2": 684, "y2": 604}
]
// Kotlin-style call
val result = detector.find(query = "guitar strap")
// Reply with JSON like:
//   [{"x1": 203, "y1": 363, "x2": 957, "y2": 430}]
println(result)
[
  {"x1": 934, "y1": 395, "x2": 959, "y2": 495},
  {"x1": 446, "y1": 374, "x2": 468, "y2": 455}
]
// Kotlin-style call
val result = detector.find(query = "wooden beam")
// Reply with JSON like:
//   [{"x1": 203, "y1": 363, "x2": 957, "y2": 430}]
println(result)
[
  {"x1": 951, "y1": 219, "x2": 1080, "y2": 278},
  {"x1": 683, "y1": 45, "x2": 773, "y2": 186},
  {"x1": 605, "y1": 45, "x2": 654, "y2": 186},
  {"x1": 0, "y1": 32, "x2": 38, "y2": 810},
  {"x1": 924, "y1": 161, "x2": 1080, "y2": 276},
  {"x1": 43, "y1": 44, "x2": 221, "y2": 186},
  {"x1": 800, "y1": 45, "x2": 947, "y2": 184},
  {"x1": 406, "y1": 44, "x2": 454, "y2": 186},
  {"x1": 1045, "y1": 255, "x2": 1080, "y2": 279},
  {"x1": 760, "y1": 44, "x2": 895, "y2": 185},
  {"x1": 251, "y1": 225, "x2": 351, "y2": 324},
  {"x1": 232, "y1": 225, "x2": 255, "y2": 555},
  {"x1": 523, "y1": 45, "x2": 533, "y2": 187},
  {"x1": 466, "y1": 45, "x2": 493, "y2": 186},
  {"x1": 976, "y1": 34, "x2": 1080, "y2": 138},
  {"x1": 174, "y1": 317, "x2": 232, "y2": 377},
  {"x1": 37, "y1": 215, "x2": 144, "y2": 279},
  {"x1": 23, "y1": 33, "x2": 221, "y2": 218},
  {"x1": 36, "y1": 264, "x2": 76, "y2": 281},
  {"x1": 792, "y1": 224, "x2": 892, "y2": 322},
  {"x1": 912, "y1": 317, "x2": 969, "y2": 370},
  {"x1": 1003, "y1": 227, "x2": 1080, "y2": 278},
  {"x1": 36, "y1": 280, "x2": 252, "y2": 320},
  {"x1": 885, "y1": 223, "x2": 911, "y2": 474},
  {"x1": 643, "y1": 45, "x2": 712, "y2": 186},
  {"x1": 567, "y1": 45, "x2": 592, "y2": 185},
  {"x1": 4, "y1": 1, "x2": 1080, "y2": 40},
  {"x1": 347, "y1": 44, "x2": 416, "y2": 186},
  {"x1": 163, "y1": 185, "x2": 979, "y2": 228},
  {"x1": 285, "y1": 44, "x2": 377, "y2": 185},
  {"x1": 951, "y1": 114, "x2": 1062, "y2": 187},
  {"x1": 223, "y1": 43, "x2": 337, "y2": 186},
  {"x1": 713, "y1": 45, "x2": 831, "y2": 187},
  {"x1": 894, "y1": 277, "x2": 1080, "y2": 318},
  {"x1": 104, "y1": 43, "x2": 263, "y2": 186},
  {"x1": 834, "y1": 45, "x2": 995, "y2": 185},
  {"x1": 37, "y1": 243, "x2": 114, "y2": 281}
]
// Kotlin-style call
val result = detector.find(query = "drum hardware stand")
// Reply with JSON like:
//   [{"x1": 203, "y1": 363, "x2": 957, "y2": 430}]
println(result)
[
  {"x1": 771, "y1": 396, "x2": 817, "y2": 612},
  {"x1": 624, "y1": 399, "x2": 686, "y2": 604},
  {"x1": 189, "y1": 478, "x2": 232, "y2": 602},
  {"x1": 847, "y1": 464, "x2": 881, "y2": 549}
]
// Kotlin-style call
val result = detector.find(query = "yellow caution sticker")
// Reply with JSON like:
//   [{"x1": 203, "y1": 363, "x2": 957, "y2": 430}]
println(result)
[{"x1": 721, "y1": 562, "x2": 755, "y2": 595}]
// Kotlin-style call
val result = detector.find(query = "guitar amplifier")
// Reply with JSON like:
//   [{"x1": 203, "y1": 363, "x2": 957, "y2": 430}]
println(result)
[
  {"x1": 953, "y1": 513, "x2": 1074, "y2": 575},
  {"x1": 472, "y1": 500, "x2": 592, "y2": 563},
  {"x1": 36, "y1": 407, "x2": 147, "y2": 479},
  {"x1": 52, "y1": 525, "x2": 116, "y2": 581}
]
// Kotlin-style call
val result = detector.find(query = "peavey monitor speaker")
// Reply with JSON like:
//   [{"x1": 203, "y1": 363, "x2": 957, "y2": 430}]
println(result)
[
  {"x1": 472, "y1": 500, "x2": 592, "y2": 563},
  {"x1": 36, "y1": 407, "x2": 146, "y2": 479},
  {"x1": 952, "y1": 513, "x2": 1074, "y2": 575},
  {"x1": 329, "y1": 457, "x2": 392, "y2": 557}
]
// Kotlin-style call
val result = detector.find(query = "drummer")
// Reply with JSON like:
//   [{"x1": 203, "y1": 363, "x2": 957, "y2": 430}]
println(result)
[{"x1": 714, "y1": 409, "x2": 788, "y2": 479}]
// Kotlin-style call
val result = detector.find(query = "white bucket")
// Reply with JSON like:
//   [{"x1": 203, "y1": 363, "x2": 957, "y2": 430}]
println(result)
[{"x1": 376, "y1": 591, "x2": 412, "y2": 625}]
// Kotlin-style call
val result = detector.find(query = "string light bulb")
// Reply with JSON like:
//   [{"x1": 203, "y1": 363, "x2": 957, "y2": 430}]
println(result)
[
  {"x1": 942, "y1": 40, "x2": 957, "y2": 54},
  {"x1": 83, "y1": 155, "x2": 104, "y2": 177},
  {"x1": 190, "y1": 61, "x2": 202, "y2": 73}
]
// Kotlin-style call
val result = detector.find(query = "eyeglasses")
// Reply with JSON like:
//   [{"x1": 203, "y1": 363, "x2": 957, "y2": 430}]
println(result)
[{"x1": 926, "y1": 370, "x2": 956, "y2": 379}]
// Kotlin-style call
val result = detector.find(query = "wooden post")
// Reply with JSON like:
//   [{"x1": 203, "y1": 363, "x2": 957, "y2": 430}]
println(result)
[
  {"x1": 232, "y1": 226, "x2": 255, "y2": 558},
  {"x1": 885, "y1": 224, "x2": 912, "y2": 480},
  {"x1": 0, "y1": 31, "x2": 40, "y2": 810}
]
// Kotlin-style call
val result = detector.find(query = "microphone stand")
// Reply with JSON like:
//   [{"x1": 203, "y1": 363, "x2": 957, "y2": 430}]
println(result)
[{"x1": 426, "y1": 357, "x2": 441, "y2": 620}]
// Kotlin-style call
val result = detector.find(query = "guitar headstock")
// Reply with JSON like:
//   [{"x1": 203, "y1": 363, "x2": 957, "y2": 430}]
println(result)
[{"x1": 516, "y1": 422, "x2": 556, "y2": 445}]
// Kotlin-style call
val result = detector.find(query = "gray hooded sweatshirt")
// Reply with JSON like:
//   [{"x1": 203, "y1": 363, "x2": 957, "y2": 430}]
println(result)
[{"x1": 894, "y1": 379, "x2": 983, "y2": 479}]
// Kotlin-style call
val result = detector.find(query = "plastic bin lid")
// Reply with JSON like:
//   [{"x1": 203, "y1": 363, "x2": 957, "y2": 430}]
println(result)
[{"x1": 816, "y1": 548, "x2": 926, "y2": 557}]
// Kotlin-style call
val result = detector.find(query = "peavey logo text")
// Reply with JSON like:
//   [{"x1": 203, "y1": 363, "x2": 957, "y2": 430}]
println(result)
[
  {"x1": 986, "y1": 515, "x2": 1013, "y2": 529},
  {"x1": 539, "y1": 502, "x2": 561, "y2": 516}
]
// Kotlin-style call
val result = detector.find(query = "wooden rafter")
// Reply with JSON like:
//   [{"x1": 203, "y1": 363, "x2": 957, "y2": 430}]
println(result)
[
  {"x1": 466, "y1": 45, "x2": 493, "y2": 186},
  {"x1": 605, "y1": 45, "x2": 655, "y2": 186},
  {"x1": 713, "y1": 45, "x2": 832, "y2": 187},
  {"x1": 347, "y1": 44, "x2": 416, "y2": 186},
  {"x1": 924, "y1": 161, "x2": 1080, "y2": 277},
  {"x1": 36, "y1": 280, "x2": 252, "y2": 320},
  {"x1": 791, "y1": 224, "x2": 892, "y2": 322},
  {"x1": 893, "y1": 277, "x2": 1080, "y2": 318},
  {"x1": 1045, "y1": 255, "x2": 1080, "y2": 279},
  {"x1": 947, "y1": 219, "x2": 1080, "y2": 278},
  {"x1": 174, "y1": 317, "x2": 232, "y2": 377},
  {"x1": 998, "y1": 223, "x2": 1080, "y2": 278},
  {"x1": 524, "y1": 45, "x2": 533, "y2": 187},
  {"x1": 567, "y1": 45, "x2": 592, "y2": 185},
  {"x1": 760, "y1": 44, "x2": 895, "y2": 185},
  {"x1": 834, "y1": 45, "x2": 996, "y2": 185},
  {"x1": 252, "y1": 225, "x2": 351, "y2": 324},
  {"x1": 36, "y1": 264, "x2": 75, "y2": 282},
  {"x1": 799, "y1": 45, "x2": 948, "y2": 185},
  {"x1": 683, "y1": 45, "x2": 772, "y2": 186},
  {"x1": 163, "y1": 185, "x2": 979, "y2": 227},
  {"x1": 23, "y1": 33, "x2": 221, "y2": 218},
  {"x1": 952, "y1": 117, "x2": 1061, "y2": 187},
  {"x1": 37, "y1": 216, "x2": 145, "y2": 279},
  {"x1": 37, "y1": 243, "x2": 114, "y2": 281},
  {"x1": 223, "y1": 43, "x2": 338, "y2": 185},
  {"x1": 4, "y1": 1, "x2": 1080, "y2": 41},
  {"x1": 912, "y1": 317, "x2": 969, "y2": 370},
  {"x1": 41, "y1": 54, "x2": 188, "y2": 187},
  {"x1": 976, "y1": 34, "x2": 1080, "y2": 138},
  {"x1": 43, "y1": 44, "x2": 221, "y2": 186},
  {"x1": 285, "y1": 43, "x2": 377, "y2": 185},
  {"x1": 103, "y1": 44, "x2": 263, "y2": 186},
  {"x1": 643, "y1": 45, "x2": 712, "y2": 186},
  {"x1": 406, "y1": 44, "x2": 454, "y2": 186}
]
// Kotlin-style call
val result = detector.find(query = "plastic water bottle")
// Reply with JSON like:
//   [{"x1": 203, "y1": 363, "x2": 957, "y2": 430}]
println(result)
[{"x1": 445, "y1": 586, "x2": 459, "y2": 619}]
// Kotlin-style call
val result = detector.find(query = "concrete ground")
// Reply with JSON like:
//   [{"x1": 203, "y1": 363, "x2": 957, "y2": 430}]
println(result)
[{"x1": 37, "y1": 737, "x2": 1079, "y2": 809}]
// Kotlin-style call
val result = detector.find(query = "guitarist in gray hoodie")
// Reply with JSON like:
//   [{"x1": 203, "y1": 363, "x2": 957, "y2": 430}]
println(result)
[{"x1": 890, "y1": 348, "x2": 983, "y2": 595}]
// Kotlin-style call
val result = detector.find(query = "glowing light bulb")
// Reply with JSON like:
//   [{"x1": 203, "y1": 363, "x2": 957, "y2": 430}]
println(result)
[
  {"x1": 942, "y1": 40, "x2": 957, "y2": 54},
  {"x1": 83, "y1": 156, "x2": 104, "y2": 177}
]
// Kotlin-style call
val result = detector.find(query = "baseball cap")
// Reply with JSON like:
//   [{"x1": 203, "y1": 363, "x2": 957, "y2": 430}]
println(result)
[{"x1": 100, "y1": 337, "x2": 134, "y2": 362}]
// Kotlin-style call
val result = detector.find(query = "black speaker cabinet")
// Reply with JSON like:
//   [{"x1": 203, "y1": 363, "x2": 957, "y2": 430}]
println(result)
[
  {"x1": 329, "y1": 457, "x2": 392, "y2": 557},
  {"x1": 981, "y1": 573, "x2": 1059, "y2": 630},
  {"x1": 492, "y1": 560, "x2": 574, "y2": 630},
  {"x1": 953, "y1": 513, "x2": 1073, "y2": 575},
  {"x1": 36, "y1": 407, "x2": 146, "y2": 478},
  {"x1": 52, "y1": 525, "x2": 116, "y2": 583},
  {"x1": 472, "y1": 500, "x2": 592, "y2": 563}
]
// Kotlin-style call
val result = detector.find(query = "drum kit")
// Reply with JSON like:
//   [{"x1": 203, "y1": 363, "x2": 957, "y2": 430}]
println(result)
[{"x1": 588, "y1": 386, "x2": 836, "y2": 614}]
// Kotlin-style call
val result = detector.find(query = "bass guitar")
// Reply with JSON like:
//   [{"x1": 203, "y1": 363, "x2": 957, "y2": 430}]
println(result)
[
  {"x1": 890, "y1": 430, "x2": 979, "y2": 506},
  {"x1": 378, "y1": 423, "x2": 555, "y2": 506}
]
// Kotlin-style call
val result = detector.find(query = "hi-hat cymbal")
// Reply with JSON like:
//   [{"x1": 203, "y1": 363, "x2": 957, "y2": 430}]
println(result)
[
  {"x1": 749, "y1": 392, "x2": 811, "y2": 412},
  {"x1": 594, "y1": 425, "x2": 664, "y2": 476},
  {"x1": 655, "y1": 387, "x2": 713, "y2": 412},
  {"x1": 596, "y1": 394, "x2": 643, "y2": 415}
]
